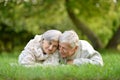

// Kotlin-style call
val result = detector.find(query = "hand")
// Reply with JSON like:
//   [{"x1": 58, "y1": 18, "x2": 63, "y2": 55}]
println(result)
[{"x1": 67, "y1": 59, "x2": 73, "y2": 64}]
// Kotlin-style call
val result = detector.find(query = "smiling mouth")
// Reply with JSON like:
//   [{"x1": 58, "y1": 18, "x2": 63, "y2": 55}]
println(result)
[
  {"x1": 61, "y1": 52, "x2": 66, "y2": 55},
  {"x1": 60, "y1": 54, "x2": 66, "y2": 58}
]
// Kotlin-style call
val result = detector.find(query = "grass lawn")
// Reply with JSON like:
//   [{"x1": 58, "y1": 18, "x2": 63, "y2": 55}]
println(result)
[{"x1": 0, "y1": 50, "x2": 120, "y2": 80}]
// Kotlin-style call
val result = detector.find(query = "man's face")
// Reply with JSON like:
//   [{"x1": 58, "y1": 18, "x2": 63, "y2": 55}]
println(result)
[
  {"x1": 59, "y1": 42, "x2": 77, "y2": 58},
  {"x1": 42, "y1": 40, "x2": 58, "y2": 54}
]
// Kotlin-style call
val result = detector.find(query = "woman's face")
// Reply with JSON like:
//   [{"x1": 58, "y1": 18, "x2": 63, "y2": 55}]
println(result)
[{"x1": 42, "y1": 40, "x2": 58, "y2": 54}]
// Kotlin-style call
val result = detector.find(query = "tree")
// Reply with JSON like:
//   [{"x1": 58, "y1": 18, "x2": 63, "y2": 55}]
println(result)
[
  {"x1": 64, "y1": 0, "x2": 120, "y2": 50},
  {"x1": 0, "y1": 0, "x2": 120, "y2": 51},
  {"x1": 106, "y1": 25, "x2": 120, "y2": 49},
  {"x1": 65, "y1": 0, "x2": 103, "y2": 49}
]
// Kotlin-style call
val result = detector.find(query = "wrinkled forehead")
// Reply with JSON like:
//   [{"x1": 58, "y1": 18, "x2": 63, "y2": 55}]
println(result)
[
  {"x1": 43, "y1": 36, "x2": 58, "y2": 41},
  {"x1": 42, "y1": 31, "x2": 61, "y2": 41},
  {"x1": 46, "y1": 39, "x2": 59, "y2": 45},
  {"x1": 59, "y1": 42, "x2": 72, "y2": 48}
]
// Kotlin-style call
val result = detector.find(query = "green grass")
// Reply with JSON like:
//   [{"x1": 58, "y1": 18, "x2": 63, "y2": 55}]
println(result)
[{"x1": 0, "y1": 50, "x2": 120, "y2": 80}]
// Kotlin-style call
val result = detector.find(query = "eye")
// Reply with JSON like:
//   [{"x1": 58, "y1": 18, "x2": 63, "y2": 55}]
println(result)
[
  {"x1": 59, "y1": 45, "x2": 63, "y2": 49},
  {"x1": 53, "y1": 45, "x2": 58, "y2": 48},
  {"x1": 48, "y1": 41, "x2": 52, "y2": 45}
]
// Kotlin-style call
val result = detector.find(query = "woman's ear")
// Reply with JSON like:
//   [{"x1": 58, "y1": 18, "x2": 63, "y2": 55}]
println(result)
[
  {"x1": 41, "y1": 39, "x2": 44, "y2": 43},
  {"x1": 39, "y1": 39, "x2": 44, "y2": 47}
]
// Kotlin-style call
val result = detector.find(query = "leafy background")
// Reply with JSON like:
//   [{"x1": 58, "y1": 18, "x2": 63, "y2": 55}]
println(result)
[{"x1": 0, "y1": 0, "x2": 120, "y2": 52}]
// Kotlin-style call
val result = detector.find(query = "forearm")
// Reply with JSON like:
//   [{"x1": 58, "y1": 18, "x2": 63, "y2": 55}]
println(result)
[{"x1": 73, "y1": 57, "x2": 103, "y2": 66}]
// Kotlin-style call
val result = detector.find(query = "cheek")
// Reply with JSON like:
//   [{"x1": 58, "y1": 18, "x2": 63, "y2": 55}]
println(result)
[
  {"x1": 64, "y1": 50, "x2": 69, "y2": 53},
  {"x1": 60, "y1": 50, "x2": 68, "y2": 55},
  {"x1": 68, "y1": 51, "x2": 72, "y2": 56},
  {"x1": 42, "y1": 46, "x2": 47, "y2": 52},
  {"x1": 42, "y1": 43, "x2": 49, "y2": 50},
  {"x1": 52, "y1": 48, "x2": 57, "y2": 52},
  {"x1": 59, "y1": 49, "x2": 64, "y2": 53}
]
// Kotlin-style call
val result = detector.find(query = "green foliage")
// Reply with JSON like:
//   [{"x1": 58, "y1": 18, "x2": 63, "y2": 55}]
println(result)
[
  {"x1": 0, "y1": 0, "x2": 120, "y2": 51},
  {"x1": 0, "y1": 1, "x2": 66, "y2": 52},
  {"x1": 0, "y1": 0, "x2": 66, "y2": 34},
  {"x1": 68, "y1": 0, "x2": 120, "y2": 46},
  {"x1": 0, "y1": 50, "x2": 120, "y2": 80}
]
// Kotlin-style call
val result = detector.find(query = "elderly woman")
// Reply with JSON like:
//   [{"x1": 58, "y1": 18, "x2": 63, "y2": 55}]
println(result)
[
  {"x1": 59, "y1": 30, "x2": 103, "y2": 66},
  {"x1": 18, "y1": 30, "x2": 62, "y2": 67}
]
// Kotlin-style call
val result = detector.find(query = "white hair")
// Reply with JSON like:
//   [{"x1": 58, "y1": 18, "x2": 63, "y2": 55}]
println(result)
[
  {"x1": 42, "y1": 30, "x2": 62, "y2": 41},
  {"x1": 59, "y1": 30, "x2": 79, "y2": 48}
]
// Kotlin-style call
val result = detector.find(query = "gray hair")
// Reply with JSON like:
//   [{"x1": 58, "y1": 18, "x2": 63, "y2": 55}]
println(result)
[
  {"x1": 42, "y1": 30, "x2": 62, "y2": 41},
  {"x1": 59, "y1": 30, "x2": 79, "y2": 48}
]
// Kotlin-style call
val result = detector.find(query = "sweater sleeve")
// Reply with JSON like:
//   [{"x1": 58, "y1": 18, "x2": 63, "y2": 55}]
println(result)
[
  {"x1": 73, "y1": 40, "x2": 103, "y2": 66},
  {"x1": 43, "y1": 51, "x2": 60, "y2": 66},
  {"x1": 73, "y1": 51, "x2": 103, "y2": 66},
  {"x1": 18, "y1": 35, "x2": 44, "y2": 66}
]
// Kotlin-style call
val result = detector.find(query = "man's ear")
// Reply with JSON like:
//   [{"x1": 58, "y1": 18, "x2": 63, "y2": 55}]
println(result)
[
  {"x1": 74, "y1": 46, "x2": 78, "y2": 51},
  {"x1": 71, "y1": 46, "x2": 78, "y2": 54}
]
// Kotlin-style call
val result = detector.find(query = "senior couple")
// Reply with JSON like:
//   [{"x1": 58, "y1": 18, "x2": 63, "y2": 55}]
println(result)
[{"x1": 18, "y1": 30, "x2": 103, "y2": 67}]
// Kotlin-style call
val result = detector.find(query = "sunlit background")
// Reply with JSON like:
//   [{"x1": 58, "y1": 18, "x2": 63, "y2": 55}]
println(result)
[{"x1": 0, "y1": 0, "x2": 120, "y2": 52}]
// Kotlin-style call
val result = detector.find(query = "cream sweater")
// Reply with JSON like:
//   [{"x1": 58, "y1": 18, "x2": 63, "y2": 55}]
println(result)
[
  {"x1": 18, "y1": 35, "x2": 59, "y2": 67},
  {"x1": 60, "y1": 40, "x2": 104, "y2": 66}
]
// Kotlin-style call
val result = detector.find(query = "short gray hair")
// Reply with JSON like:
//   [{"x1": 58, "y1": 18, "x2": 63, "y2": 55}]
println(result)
[
  {"x1": 59, "y1": 30, "x2": 79, "y2": 48},
  {"x1": 42, "y1": 30, "x2": 62, "y2": 41}
]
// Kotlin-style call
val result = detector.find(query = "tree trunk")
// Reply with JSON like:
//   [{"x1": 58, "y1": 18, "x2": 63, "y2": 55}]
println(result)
[
  {"x1": 106, "y1": 26, "x2": 120, "y2": 49},
  {"x1": 65, "y1": 0, "x2": 103, "y2": 49}
]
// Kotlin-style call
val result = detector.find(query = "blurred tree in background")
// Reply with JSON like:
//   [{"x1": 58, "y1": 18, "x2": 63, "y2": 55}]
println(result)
[
  {"x1": 65, "y1": 0, "x2": 120, "y2": 50},
  {"x1": 0, "y1": 0, "x2": 120, "y2": 52}
]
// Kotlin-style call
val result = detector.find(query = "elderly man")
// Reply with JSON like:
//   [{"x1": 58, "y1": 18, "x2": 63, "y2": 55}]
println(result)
[{"x1": 59, "y1": 30, "x2": 103, "y2": 66}]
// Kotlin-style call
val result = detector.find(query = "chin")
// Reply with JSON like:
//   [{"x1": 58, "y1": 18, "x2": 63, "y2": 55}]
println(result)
[
  {"x1": 61, "y1": 55, "x2": 66, "y2": 58},
  {"x1": 47, "y1": 52, "x2": 52, "y2": 54},
  {"x1": 46, "y1": 51, "x2": 52, "y2": 54}
]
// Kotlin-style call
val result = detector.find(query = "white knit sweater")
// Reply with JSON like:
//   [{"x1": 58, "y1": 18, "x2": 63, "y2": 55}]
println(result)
[
  {"x1": 18, "y1": 35, "x2": 59, "y2": 67},
  {"x1": 60, "y1": 40, "x2": 104, "y2": 66}
]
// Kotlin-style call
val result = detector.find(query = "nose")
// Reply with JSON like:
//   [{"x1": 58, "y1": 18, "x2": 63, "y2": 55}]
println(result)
[
  {"x1": 59, "y1": 47, "x2": 62, "y2": 51},
  {"x1": 59, "y1": 47, "x2": 63, "y2": 53},
  {"x1": 48, "y1": 45, "x2": 53, "y2": 51}
]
